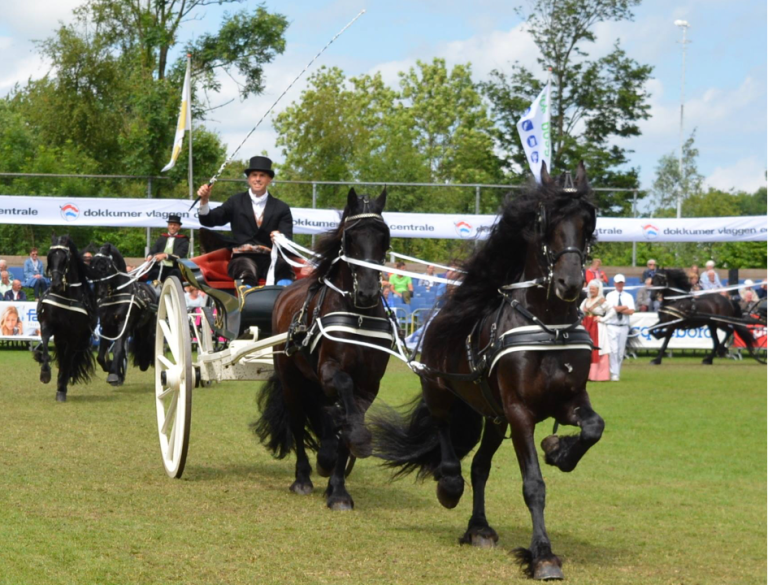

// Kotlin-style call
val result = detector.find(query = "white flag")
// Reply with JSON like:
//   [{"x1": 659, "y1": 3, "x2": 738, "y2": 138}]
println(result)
[
  {"x1": 161, "y1": 59, "x2": 192, "y2": 172},
  {"x1": 516, "y1": 81, "x2": 551, "y2": 183}
]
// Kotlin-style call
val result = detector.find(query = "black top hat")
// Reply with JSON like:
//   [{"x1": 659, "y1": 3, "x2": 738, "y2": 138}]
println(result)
[
  {"x1": 244, "y1": 156, "x2": 275, "y2": 178},
  {"x1": 167, "y1": 214, "x2": 182, "y2": 225}
]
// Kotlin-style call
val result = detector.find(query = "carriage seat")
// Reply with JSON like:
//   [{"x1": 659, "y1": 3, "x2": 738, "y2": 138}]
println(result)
[{"x1": 190, "y1": 248, "x2": 309, "y2": 290}]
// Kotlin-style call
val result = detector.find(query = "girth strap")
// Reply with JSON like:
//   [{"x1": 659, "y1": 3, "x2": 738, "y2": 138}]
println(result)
[{"x1": 41, "y1": 292, "x2": 90, "y2": 316}]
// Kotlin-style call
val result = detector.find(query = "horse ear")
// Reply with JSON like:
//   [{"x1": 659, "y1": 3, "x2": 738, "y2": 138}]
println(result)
[
  {"x1": 575, "y1": 160, "x2": 589, "y2": 189},
  {"x1": 51, "y1": 232, "x2": 57, "y2": 245},
  {"x1": 347, "y1": 187, "x2": 358, "y2": 210},
  {"x1": 373, "y1": 187, "x2": 387, "y2": 213},
  {"x1": 540, "y1": 161, "x2": 553, "y2": 186}
]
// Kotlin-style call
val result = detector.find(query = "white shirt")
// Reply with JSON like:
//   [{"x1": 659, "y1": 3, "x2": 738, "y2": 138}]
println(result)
[
  {"x1": 604, "y1": 289, "x2": 635, "y2": 326},
  {"x1": 199, "y1": 189, "x2": 269, "y2": 225}
]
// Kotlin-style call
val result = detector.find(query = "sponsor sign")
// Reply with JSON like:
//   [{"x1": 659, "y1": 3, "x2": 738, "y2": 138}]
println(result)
[
  {"x1": 0, "y1": 301, "x2": 42, "y2": 341},
  {"x1": 0, "y1": 195, "x2": 765, "y2": 242},
  {"x1": 629, "y1": 312, "x2": 727, "y2": 350}
]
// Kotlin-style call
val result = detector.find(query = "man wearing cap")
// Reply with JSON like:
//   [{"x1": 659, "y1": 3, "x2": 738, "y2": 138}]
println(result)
[
  {"x1": 145, "y1": 214, "x2": 189, "y2": 283},
  {"x1": 604, "y1": 274, "x2": 635, "y2": 381},
  {"x1": 195, "y1": 156, "x2": 293, "y2": 288}
]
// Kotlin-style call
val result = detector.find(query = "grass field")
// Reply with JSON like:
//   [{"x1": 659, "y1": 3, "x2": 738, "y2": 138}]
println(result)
[{"x1": 0, "y1": 350, "x2": 765, "y2": 585}]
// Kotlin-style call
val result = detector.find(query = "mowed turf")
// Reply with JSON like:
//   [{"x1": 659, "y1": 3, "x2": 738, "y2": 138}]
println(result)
[{"x1": 0, "y1": 350, "x2": 765, "y2": 585}]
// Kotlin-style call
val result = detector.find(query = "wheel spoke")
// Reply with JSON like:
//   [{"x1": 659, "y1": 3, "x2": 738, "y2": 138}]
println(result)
[
  {"x1": 157, "y1": 384, "x2": 175, "y2": 401},
  {"x1": 164, "y1": 295, "x2": 178, "y2": 338},
  {"x1": 161, "y1": 393, "x2": 178, "y2": 436},
  {"x1": 157, "y1": 355, "x2": 173, "y2": 370},
  {"x1": 158, "y1": 318, "x2": 178, "y2": 362},
  {"x1": 167, "y1": 415, "x2": 177, "y2": 461}
]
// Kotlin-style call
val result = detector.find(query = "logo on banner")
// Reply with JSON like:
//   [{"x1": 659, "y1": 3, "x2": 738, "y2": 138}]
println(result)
[
  {"x1": 527, "y1": 136, "x2": 538, "y2": 147},
  {"x1": 642, "y1": 224, "x2": 659, "y2": 240},
  {"x1": 454, "y1": 220, "x2": 476, "y2": 239},
  {"x1": 60, "y1": 203, "x2": 80, "y2": 222},
  {"x1": 521, "y1": 120, "x2": 533, "y2": 132}
]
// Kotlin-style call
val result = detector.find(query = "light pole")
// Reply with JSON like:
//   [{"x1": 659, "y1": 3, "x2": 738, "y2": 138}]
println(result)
[{"x1": 675, "y1": 19, "x2": 690, "y2": 219}]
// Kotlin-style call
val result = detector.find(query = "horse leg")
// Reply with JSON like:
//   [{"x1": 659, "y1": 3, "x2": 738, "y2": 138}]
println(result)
[
  {"x1": 702, "y1": 324, "x2": 719, "y2": 364},
  {"x1": 36, "y1": 322, "x2": 52, "y2": 384},
  {"x1": 107, "y1": 337, "x2": 126, "y2": 386},
  {"x1": 320, "y1": 364, "x2": 372, "y2": 459},
  {"x1": 541, "y1": 399, "x2": 605, "y2": 473},
  {"x1": 97, "y1": 339, "x2": 110, "y2": 373},
  {"x1": 508, "y1": 411, "x2": 563, "y2": 580},
  {"x1": 650, "y1": 330, "x2": 673, "y2": 365},
  {"x1": 325, "y1": 441, "x2": 354, "y2": 511},
  {"x1": 306, "y1": 404, "x2": 338, "y2": 478},
  {"x1": 459, "y1": 420, "x2": 506, "y2": 548},
  {"x1": 55, "y1": 342, "x2": 69, "y2": 402},
  {"x1": 289, "y1": 413, "x2": 314, "y2": 495}
]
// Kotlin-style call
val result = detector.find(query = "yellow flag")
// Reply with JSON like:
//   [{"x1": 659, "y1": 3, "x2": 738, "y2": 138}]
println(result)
[{"x1": 161, "y1": 59, "x2": 192, "y2": 172}]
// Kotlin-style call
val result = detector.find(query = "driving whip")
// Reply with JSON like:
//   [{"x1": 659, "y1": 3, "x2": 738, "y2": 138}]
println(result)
[{"x1": 190, "y1": 9, "x2": 367, "y2": 210}]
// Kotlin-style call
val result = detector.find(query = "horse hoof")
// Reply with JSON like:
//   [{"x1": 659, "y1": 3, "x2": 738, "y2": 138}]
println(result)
[
  {"x1": 56, "y1": 391, "x2": 67, "y2": 402},
  {"x1": 459, "y1": 526, "x2": 499, "y2": 548},
  {"x1": 40, "y1": 370, "x2": 51, "y2": 384},
  {"x1": 107, "y1": 374, "x2": 120, "y2": 386},
  {"x1": 650, "y1": 359, "x2": 661, "y2": 365},
  {"x1": 541, "y1": 435, "x2": 559, "y2": 455},
  {"x1": 327, "y1": 496, "x2": 354, "y2": 511},
  {"x1": 533, "y1": 560, "x2": 564, "y2": 581},
  {"x1": 701, "y1": 359, "x2": 713, "y2": 365},
  {"x1": 436, "y1": 476, "x2": 464, "y2": 509},
  {"x1": 289, "y1": 480, "x2": 313, "y2": 495}
]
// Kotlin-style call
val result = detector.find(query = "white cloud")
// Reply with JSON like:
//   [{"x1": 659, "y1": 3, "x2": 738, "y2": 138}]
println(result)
[
  {"x1": 1, "y1": 0, "x2": 82, "y2": 38},
  {"x1": 705, "y1": 157, "x2": 767, "y2": 193}
]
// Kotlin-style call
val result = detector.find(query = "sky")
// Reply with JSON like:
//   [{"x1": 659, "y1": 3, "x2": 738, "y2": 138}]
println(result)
[{"x1": 0, "y1": 0, "x2": 766, "y2": 198}]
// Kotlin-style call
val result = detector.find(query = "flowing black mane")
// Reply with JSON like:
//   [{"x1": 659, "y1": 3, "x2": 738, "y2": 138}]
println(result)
[
  {"x1": 52, "y1": 235, "x2": 91, "y2": 287},
  {"x1": 431, "y1": 177, "x2": 596, "y2": 339},
  {"x1": 660, "y1": 268, "x2": 692, "y2": 293}
]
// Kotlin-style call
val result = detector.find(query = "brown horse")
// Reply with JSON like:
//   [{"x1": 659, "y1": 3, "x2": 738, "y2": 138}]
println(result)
[
  {"x1": 372, "y1": 163, "x2": 602, "y2": 580},
  {"x1": 253, "y1": 188, "x2": 392, "y2": 510}
]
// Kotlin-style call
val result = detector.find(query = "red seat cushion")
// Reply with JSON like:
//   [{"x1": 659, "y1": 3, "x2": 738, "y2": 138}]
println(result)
[{"x1": 190, "y1": 248, "x2": 310, "y2": 290}]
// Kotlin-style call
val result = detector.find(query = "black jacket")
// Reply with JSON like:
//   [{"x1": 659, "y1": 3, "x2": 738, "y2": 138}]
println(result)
[
  {"x1": 150, "y1": 234, "x2": 189, "y2": 260},
  {"x1": 198, "y1": 191, "x2": 293, "y2": 248}
]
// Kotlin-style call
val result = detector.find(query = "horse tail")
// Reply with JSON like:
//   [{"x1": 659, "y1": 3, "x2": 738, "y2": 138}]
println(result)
[
  {"x1": 250, "y1": 373, "x2": 294, "y2": 458},
  {"x1": 54, "y1": 334, "x2": 96, "y2": 385},
  {"x1": 370, "y1": 394, "x2": 483, "y2": 480},
  {"x1": 130, "y1": 317, "x2": 156, "y2": 371}
]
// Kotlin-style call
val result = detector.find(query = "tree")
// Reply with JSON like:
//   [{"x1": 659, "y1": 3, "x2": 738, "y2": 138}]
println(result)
[
  {"x1": 481, "y1": 0, "x2": 653, "y2": 214},
  {"x1": 651, "y1": 132, "x2": 703, "y2": 216}
]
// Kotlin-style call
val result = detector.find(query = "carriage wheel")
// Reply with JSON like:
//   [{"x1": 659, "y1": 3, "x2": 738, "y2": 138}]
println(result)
[{"x1": 155, "y1": 276, "x2": 193, "y2": 478}]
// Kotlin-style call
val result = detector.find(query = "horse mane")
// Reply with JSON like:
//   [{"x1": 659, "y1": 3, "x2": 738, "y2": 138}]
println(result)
[
  {"x1": 663, "y1": 268, "x2": 692, "y2": 292},
  {"x1": 57, "y1": 235, "x2": 91, "y2": 289},
  {"x1": 103, "y1": 243, "x2": 127, "y2": 273},
  {"x1": 430, "y1": 178, "x2": 596, "y2": 340}
]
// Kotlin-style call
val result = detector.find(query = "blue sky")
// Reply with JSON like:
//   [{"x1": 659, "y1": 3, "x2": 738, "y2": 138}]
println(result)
[{"x1": 1, "y1": 0, "x2": 766, "y2": 195}]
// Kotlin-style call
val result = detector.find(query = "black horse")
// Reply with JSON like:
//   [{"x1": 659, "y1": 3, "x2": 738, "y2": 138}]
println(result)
[
  {"x1": 371, "y1": 163, "x2": 601, "y2": 580},
  {"x1": 650, "y1": 268, "x2": 764, "y2": 364},
  {"x1": 253, "y1": 188, "x2": 392, "y2": 510},
  {"x1": 34, "y1": 235, "x2": 97, "y2": 402},
  {"x1": 90, "y1": 243, "x2": 157, "y2": 385}
]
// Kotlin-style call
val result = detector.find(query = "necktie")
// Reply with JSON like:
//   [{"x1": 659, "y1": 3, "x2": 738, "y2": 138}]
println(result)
[{"x1": 618, "y1": 293, "x2": 623, "y2": 323}]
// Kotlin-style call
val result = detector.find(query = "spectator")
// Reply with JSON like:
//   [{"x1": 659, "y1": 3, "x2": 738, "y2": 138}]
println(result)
[
  {"x1": 739, "y1": 285, "x2": 756, "y2": 313},
  {"x1": 757, "y1": 283, "x2": 767, "y2": 300},
  {"x1": 1, "y1": 305, "x2": 22, "y2": 336},
  {"x1": 185, "y1": 286, "x2": 206, "y2": 309},
  {"x1": 434, "y1": 260, "x2": 463, "y2": 303},
  {"x1": 579, "y1": 279, "x2": 613, "y2": 382},
  {"x1": 699, "y1": 261, "x2": 722, "y2": 290},
  {"x1": 690, "y1": 264, "x2": 700, "y2": 279},
  {"x1": 23, "y1": 247, "x2": 50, "y2": 299},
  {"x1": 4, "y1": 280, "x2": 27, "y2": 301},
  {"x1": 700, "y1": 269, "x2": 721, "y2": 291},
  {"x1": 0, "y1": 270, "x2": 12, "y2": 297},
  {"x1": 417, "y1": 265, "x2": 436, "y2": 291},
  {"x1": 0, "y1": 259, "x2": 7, "y2": 274},
  {"x1": 687, "y1": 271, "x2": 702, "y2": 291},
  {"x1": 641, "y1": 259, "x2": 657, "y2": 281},
  {"x1": 389, "y1": 261, "x2": 413, "y2": 304},
  {"x1": 604, "y1": 274, "x2": 635, "y2": 382},
  {"x1": 82, "y1": 251, "x2": 93, "y2": 266},
  {"x1": 584, "y1": 258, "x2": 608, "y2": 285},
  {"x1": 636, "y1": 278, "x2": 660, "y2": 312}
]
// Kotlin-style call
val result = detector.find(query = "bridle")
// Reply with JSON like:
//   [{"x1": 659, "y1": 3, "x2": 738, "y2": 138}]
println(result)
[
  {"x1": 47, "y1": 244, "x2": 74, "y2": 288},
  {"x1": 322, "y1": 210, "x2": 390, "y2": 310}
]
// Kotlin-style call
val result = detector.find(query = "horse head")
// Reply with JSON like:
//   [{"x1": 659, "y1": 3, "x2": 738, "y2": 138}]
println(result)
[
  {"x1": 537, "y1": 161, "x2": 596, "y2": 302},
  {"x1": 48, "y1": 234, "x2": 77, "y2": 293},
  {"x1": 341, "y1": 187, "x2": 389, "y2": 309}
]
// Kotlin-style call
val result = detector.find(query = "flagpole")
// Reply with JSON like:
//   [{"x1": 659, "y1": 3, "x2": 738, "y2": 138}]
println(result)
[{"x1": 187, "y1": 54, "x2": 195, "y2": 256}]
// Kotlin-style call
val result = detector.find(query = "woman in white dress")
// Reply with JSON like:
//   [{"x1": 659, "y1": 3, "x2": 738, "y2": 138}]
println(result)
[{"x1": 580, "y1": 279, "x2": 614, "y2": 382}]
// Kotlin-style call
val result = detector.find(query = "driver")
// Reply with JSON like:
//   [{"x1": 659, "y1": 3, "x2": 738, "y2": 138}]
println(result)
[{"x1": 196, "y1": 156, "x2": 294, "y2": 290}]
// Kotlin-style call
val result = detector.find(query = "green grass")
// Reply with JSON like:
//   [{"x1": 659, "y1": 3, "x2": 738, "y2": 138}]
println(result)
[{"x1": 0, "y1": 351, "x2": 765, "y2": 585}]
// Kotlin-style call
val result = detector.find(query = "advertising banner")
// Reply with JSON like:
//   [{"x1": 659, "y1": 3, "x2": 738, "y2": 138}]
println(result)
[
  {"x1": 0, "y1": 195, "x2": 765, "y2": 242},
  {"x1": 629, "y1": 312, "x2": 727, "y2": 350},
  {"x1": 0, "y1": 301, "x2": 42, "y2": 341}
]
